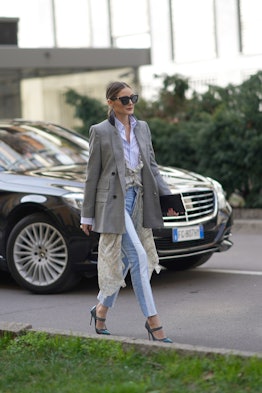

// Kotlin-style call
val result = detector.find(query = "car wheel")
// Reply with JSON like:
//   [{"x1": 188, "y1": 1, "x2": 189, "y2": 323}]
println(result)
[
  {"x1": 7, "y1": 213, "x2": 81, "y2": 294},
  {"x1": 160, "y1": 252, "x2": 213, "y2": 271}
]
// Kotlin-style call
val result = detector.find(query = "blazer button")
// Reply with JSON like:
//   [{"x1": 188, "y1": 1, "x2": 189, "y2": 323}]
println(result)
[
  {"x1": 112, "y1": 172, "x2": 116, "y2": 175},
  {"x1": 113, "y1": 195, "x2": 117, "y2": 199}
]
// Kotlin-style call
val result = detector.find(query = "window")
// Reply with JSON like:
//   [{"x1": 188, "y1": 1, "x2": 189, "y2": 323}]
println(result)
[
  {"x1": 238, "y1": 0, "x2": 262, "y2": 54},
  {"x1": 109, "y1": 0, "x2": 150, "y2": 48},
  {"x1": 171, "y1": 0, "x2": 217, "y2": 62}
]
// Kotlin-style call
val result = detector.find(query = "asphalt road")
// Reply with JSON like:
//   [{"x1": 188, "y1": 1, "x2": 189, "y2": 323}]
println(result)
[{"x1": 0, "y1": 229, "x2": 261, "y2": 354}]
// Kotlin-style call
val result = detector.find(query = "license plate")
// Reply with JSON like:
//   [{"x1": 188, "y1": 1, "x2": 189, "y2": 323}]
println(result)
[{"x1": 172, "y1": 225, "x2": 204, "y2": 242}]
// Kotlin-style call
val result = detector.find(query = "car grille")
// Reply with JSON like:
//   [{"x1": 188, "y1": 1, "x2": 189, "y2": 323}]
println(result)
[{"x1": 164, "y1": 189, "x2": 216, "y2": 225}]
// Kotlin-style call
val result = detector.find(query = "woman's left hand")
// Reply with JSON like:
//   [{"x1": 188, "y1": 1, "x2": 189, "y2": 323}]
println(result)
[{"x1": 167, "y1": 208, "x2": 179, "y2": 216}]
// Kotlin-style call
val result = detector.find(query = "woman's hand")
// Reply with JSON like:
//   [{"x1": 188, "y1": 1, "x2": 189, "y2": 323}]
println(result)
[
  {"x1": 167, "y1": 208, "x2": 179, "y2": 217},
  {"x1": 80, "y1": 224, "x2": 93, "y2": 236}
]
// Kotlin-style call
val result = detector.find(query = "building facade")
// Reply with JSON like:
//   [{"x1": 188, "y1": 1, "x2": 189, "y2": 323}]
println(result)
[{"x1": 1, "y1": 0, "x2": 261, "y2": 125}]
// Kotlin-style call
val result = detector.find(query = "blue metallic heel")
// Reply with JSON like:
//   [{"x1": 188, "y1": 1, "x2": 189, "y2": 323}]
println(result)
[
  {"x1": 145, "y1": 321, "x2": 172, "y2": 343},
  {"x1": 90, "y1": 305, "x2": 110, "y2": 335}
]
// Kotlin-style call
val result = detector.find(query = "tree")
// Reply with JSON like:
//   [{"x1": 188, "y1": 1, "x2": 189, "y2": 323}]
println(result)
[
  {"x1": 147, "y1": 72, "x2": 262, "y2": 207},
  {"x1": 65, "y1": 89, "x2": 106, "y2": 136},
  {"x1": 195, "y1": 72, "x2": 262, "y2": 206}
]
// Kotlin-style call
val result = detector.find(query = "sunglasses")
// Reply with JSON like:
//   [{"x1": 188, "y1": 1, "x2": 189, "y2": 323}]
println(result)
[{"x1": 112, "y1": 94, "x2": 139, "y2": 105}]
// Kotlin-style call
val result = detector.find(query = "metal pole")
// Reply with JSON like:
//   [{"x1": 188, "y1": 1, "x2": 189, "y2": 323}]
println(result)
[
  {"x1": 107, "y1": 0, "x2": 113, "y2": 47},
  {"x1": 51, "y1": 0, "x2": 58, "y2": 47}
]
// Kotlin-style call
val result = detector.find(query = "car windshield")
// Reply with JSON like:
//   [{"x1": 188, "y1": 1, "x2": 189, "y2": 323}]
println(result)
[{"x1": 0, "y1": 123, "x2": 89, "y2": 172}]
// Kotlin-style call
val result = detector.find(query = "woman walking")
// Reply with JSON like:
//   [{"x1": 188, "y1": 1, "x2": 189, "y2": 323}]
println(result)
[{"x1": 81, "y1": 81, "x2": 175, "y2": 342}]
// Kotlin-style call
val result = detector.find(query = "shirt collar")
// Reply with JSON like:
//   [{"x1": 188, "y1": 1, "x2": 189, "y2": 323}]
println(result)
[
  {"x1": 115, "y1": 115, "x2": 137, "y2": 131},
  {"x1": 109, "y1": 111, "x2": 137, "y2": 129}
]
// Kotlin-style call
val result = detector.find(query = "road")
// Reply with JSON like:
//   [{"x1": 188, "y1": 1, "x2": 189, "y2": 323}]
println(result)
[{"x1": 0, "y1": 230, "x2": 261, "y2": 354}]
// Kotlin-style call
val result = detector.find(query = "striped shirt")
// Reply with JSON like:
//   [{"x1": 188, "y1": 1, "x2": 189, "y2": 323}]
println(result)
[{"x1": 115, "y1": 116, "x2": 139, "y2": 169}]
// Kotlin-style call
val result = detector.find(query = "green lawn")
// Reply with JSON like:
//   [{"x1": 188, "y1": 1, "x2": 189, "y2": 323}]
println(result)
[{"x1": 0, "y1": 331, "x2": 261, "y2": 393}]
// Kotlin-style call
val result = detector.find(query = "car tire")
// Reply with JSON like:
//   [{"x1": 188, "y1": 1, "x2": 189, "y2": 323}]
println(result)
[
  {"x1": 160, "y1": 252, "x2": 213, "y2": 271},
  {"x1": 7, "y1": 213, "x2": 81, "y2": 294}
]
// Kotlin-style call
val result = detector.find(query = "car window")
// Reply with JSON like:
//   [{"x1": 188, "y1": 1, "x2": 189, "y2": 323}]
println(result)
[{"x1": 0, "y1": 124, "x2": 89, "y2": 172}]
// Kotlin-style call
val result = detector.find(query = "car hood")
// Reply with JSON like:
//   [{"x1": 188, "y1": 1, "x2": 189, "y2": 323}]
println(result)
[
  {"x1": 37, "y1": 164, "x2": 213, "y2": 190},
  {"x1": 32, "y1": 164, "x2": 87, "y2": 183},
  {"x1": 1, "y1": 164, "x2": 87, "y2": 196},
  {"x1": 159, "y1": 165, "x2": 213, "y2": 191},
  {"x1": 1, "y1": 163, "x2": 213, "y2": 196}
]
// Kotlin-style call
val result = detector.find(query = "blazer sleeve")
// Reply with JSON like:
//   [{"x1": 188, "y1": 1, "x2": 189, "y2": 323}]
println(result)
[
  {"x1": 146, "y1": 123, "x2": 171, "y2": 196},
  {"x1": 81, "y1": 125, "x2": 102, "y2": 219}
]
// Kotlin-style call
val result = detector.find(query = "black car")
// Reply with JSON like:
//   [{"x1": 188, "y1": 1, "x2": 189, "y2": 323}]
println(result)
[{"x1": 0, "y1": 119, "x2": 233, "y2": 294}]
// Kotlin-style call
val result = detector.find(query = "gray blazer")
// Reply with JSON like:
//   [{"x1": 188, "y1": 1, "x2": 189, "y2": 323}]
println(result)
[{"x1": 81, "y1": 118, "x2": 171, "y2": 234}]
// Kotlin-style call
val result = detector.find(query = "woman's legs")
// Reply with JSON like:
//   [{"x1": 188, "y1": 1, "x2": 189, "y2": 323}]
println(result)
[
  {"x1": 96, "y1": 188, "x2": 136, "y2": 309},
  {"x1": 122, "y1": 210, "x2": 157, "y2": 317},
  {"x1": 121, "y1": 209, "x2": 168, "y2": 340},
  {"x1": 95, "y1": 187, "x2": 168, "y2": 339}
]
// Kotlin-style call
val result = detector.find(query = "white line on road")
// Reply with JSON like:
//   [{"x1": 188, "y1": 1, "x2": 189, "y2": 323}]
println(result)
[{"x1": 198, "y1": 268, "x2": 262, "y2": 276}]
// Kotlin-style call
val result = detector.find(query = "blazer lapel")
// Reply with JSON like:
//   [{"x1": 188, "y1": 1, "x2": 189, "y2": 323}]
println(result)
[
  {"x1": 110, "y1": 125, "x2": 126, "y2": 192},
  {"x1": 134, "y1": 121, "x2": 147, "y2": 163}
]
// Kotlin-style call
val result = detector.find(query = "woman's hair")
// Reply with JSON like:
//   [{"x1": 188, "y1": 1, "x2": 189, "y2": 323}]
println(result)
[
  {"x1": 106, "y1": 81, "x2": 131, "y2": 117},
  {"x1": 106, "y1": 81, "x2": 131, "y2": 100}
]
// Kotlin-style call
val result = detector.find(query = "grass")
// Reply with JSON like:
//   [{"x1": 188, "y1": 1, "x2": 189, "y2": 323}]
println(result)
[{"x1": 0, "y1": 331, "x2": 261, "y2": 393}]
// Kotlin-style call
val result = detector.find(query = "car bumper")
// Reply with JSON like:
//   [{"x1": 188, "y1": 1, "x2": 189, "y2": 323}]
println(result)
[{"x1": 153, "y1": 213, "x2": 233, "y2": 262}]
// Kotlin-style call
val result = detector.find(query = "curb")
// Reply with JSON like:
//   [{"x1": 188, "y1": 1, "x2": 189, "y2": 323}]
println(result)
[
  {"x1": 232, "y1": 208, "x2": 262, "y2": 220},
  {"x1": 1, "y1": 321, "x2": 261, "y2": 359},
  {"x1": 233, "y1": 219, "x2": 262, "y2": 234}
]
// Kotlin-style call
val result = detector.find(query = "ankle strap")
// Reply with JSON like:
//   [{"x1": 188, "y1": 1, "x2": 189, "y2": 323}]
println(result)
[
  {"x1": 96, "y1": 316, "x2": 106, "y2": 322},
  {"x1": 150, "y1": 325, "x2": 163, "y2": 333}
]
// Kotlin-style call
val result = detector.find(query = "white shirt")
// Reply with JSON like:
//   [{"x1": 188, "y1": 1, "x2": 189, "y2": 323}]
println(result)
[{"x1": 115, "y1": 116, "x2": 139, "y2": 169}]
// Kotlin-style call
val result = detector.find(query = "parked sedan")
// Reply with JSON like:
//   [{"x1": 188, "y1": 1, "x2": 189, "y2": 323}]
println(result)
[{"x1": 0, "y1": 119, "x2": 233, "y2": 293}]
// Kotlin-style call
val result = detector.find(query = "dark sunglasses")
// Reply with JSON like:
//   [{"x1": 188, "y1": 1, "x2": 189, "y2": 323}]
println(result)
[{"x1": 112, "y1": 94, "x2": 139, "y2": 105}]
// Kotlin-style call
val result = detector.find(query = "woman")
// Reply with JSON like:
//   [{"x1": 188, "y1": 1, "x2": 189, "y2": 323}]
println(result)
[{"x1": 81, "y1": 81, "x2": 175, "y2": 343}]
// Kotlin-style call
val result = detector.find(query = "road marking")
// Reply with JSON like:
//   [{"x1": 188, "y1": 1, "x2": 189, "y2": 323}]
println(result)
[{"x1": 198, "y1": 268, "x2": 262, "y2": 276}]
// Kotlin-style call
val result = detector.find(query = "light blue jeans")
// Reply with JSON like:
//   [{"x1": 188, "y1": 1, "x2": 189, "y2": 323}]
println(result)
[{"x1": 97, "y1": 187, "x2": 157, "y2": 317}]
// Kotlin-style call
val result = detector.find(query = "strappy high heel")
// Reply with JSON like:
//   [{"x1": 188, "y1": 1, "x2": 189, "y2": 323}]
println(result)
[
  {"x1": 145, "y1": 321, "x2": 172, "y2": 343},
  {"x1": 90, "y1": 305, "x2": 110, "y2": 335}
]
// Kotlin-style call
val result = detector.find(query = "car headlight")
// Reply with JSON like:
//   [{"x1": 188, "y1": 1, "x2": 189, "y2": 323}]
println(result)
[
  {"x1": 210, "y1": 179, "x2": 227, "y2": 208},
  {"x1": 63, "y1": 192, "x2": 84, "y2": 210}
]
